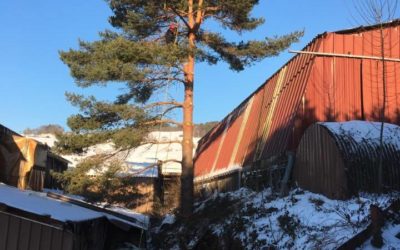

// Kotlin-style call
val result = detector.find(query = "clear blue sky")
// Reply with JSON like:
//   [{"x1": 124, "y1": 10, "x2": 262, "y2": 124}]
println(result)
[{"x1": 1, "y1": 0, "x2": 398, "y2": 132}]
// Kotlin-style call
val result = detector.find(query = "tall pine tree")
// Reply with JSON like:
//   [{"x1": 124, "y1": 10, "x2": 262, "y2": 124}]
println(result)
[{"x1": 59, "y1": 0, "x2": 302, "y2": 216}]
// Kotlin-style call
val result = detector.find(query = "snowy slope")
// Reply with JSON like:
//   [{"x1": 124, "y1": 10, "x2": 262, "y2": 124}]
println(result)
[{"x1": 153, "y1": 188, "x2": 400, "y2": 249}]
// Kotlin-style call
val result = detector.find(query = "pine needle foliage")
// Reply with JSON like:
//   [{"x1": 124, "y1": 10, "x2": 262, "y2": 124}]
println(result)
[{"x1": 58, "y1": 0, "x2": 303, "y2": 215}]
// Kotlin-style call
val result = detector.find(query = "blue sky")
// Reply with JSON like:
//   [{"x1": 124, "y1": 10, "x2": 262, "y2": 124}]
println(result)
[{"x1": 1, "y1": 0, "x2": 398, "y2": 132}]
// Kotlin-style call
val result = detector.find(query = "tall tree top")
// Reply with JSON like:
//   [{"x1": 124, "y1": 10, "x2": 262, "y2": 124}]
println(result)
[{"x1": 59, "y1": 0, "x2": 302, "y2": 151}]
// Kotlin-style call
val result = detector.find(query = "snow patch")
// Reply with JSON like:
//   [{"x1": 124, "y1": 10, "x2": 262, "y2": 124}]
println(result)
[
  {"x1": 0, "y1": 183, "x2": 102, "y2": 222},
  {"x1": 320, "y1": 121, "x2": 400, "y2": 149}
]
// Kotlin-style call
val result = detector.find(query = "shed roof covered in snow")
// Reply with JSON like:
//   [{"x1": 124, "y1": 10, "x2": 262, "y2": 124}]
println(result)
[
  {"x1": 294, "y1": 121, "x2": 400, "y2": 199},
  {"x1": 0, "y1": 183, "x2": 148, "y2": 229},
  {"x1": 0, "y1": 183, "x2": 148, "y2": 249},
  {"x1": 0, "y1": 183, "x2": 103, "y2": 222}
]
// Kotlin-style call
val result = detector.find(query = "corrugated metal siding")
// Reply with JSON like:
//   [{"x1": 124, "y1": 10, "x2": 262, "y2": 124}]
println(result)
[
  {"x1": 194, "y1": 35, "x2": 322, "y2": 176},
  {"x1": 301, "y1": 28, "x2": 400, "y2": 126},
  {"x1": 259, "y1": 39, "x2": 320, "y2": 158},
  {"x1": 293, "y1": 124, "x2": 347, "y2": 199},
  {"x1": 194, "y1": 118, "x2": 233, "y2": 176},
  {"x1": 327, "y1": 126, "x2": 400, "y2": 195},
  {"x1": 195, "y1": 21, "x2": 400, "y2": 179},
  {"x1": 0, "y1": 211, "x2": 74, "y2": 250},
  {"x1": 294, "y1": 123, "x2": 400, "y2": 199},
  {"x1": 237, "y1": 90, "x2": 264, "y2": 167},
  {"x1": 0, "y1": 124, "x2": 20, "y2": 137},
  {"x1": 214, "y1": 104, "x2": 247, "y2": 171}
]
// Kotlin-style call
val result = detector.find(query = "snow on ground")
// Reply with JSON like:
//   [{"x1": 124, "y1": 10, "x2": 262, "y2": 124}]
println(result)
[
  {"x1": 360, "y1": 223, "x2": 400, "y2": 250},
  {"x1": 28, "y1": 131, "x2": 200, "y2": 176},
  {"x1": 25, "y1": 133, "x2": 58, "y2": 147},
  {"x1": 223, "y1": 189, "x2": 396, "y2": 249},
  {"x1": 154, "y1": 188, "x2": 400, "y2": 249}
]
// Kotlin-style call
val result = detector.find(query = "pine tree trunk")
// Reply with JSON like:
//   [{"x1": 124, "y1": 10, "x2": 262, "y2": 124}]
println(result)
[
  {"x1": 180, "y1": 0, "x2": 195, "y2": 217},
  {"x1": 180, "y1": 75, "x2": 194, "y2": 217}
]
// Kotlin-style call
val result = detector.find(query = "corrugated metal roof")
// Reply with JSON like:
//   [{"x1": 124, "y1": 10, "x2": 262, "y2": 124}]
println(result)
[
  {"x1": 0, "y1": 124, "x2": 21, "y2": 137},
  {"x1": 195, "y1": 20, "x2": 400, "y2": 179}
]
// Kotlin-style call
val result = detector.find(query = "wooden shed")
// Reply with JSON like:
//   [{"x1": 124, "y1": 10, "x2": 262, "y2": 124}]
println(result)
[
  {"x1": 0, "y1": 123, "x2": 69, "y2": 191},
  {"x1": 294, "y1": 121, "x2": 400, "y2": 199}
]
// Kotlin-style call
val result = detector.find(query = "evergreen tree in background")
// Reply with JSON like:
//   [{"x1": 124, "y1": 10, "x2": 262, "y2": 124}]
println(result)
[{"x1": 59, "y1": 0, "x2": 302, "y2": 216}]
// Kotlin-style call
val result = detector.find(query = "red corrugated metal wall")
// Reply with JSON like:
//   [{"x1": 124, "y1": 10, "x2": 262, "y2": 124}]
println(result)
[{"x1": 195, "y1": 22, "x2": 400, "y2": 179}]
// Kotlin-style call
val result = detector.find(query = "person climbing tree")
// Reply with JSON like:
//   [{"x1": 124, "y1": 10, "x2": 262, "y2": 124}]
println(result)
[
  {"x1": 58, "y1": 0, "x2": 303, "y2": 217},
  {"x1": 165, "y1": 23, "x2": 178, "y2": 44}
]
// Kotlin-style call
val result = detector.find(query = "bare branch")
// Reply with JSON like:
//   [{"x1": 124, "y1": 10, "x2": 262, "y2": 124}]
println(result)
[
  {"x1": 167, "y1": 6, "x2": 191, "y2": 29},
  {"x1": 161, "y1": 159, "x2": 182, "y2": 164},
  {"x1": 143, "y1": 119, "x2": 182, "y2": 127},
  {"x1": 142, "y1": 76, "x2": 186, "y2": 85},
  {"x1": 161, "y1": 105, "x2": 182, "y2": 116},
  {"x1": 205, "y1": 6, "x2": 220, "y2": 12},
  {"x1": 145, "y1": 101, "x2": 183, "y2": 109}
]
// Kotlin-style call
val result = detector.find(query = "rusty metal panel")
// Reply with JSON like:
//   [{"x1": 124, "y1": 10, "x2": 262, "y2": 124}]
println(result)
[
  {"x1": 194, "y1": 34, "x2": 323, "y2": 177},
  {"x1": 214, "y1": 104, "x2": 247, "y2": 171},
  {"x1": 261, "y1": 40, "x2": 320, "y2": 158},
  {"x1": 236, "y1": 89, "x2": 265, "y2": 167},
  {"x1": 194, "y1": 120, "x2": 231, "y2": 176},
  {"x1": 195, "y1": 21, "x2": 400, "y2": 180}
]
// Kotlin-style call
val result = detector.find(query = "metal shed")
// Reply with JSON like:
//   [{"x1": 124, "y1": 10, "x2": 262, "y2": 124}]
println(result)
[
  {"x1": 0, "y1": 183, "x2": 147, "y2": 250},
  {"x1": 194, "y1": 20, "x2": 400, "y2": 187},
  {"x1": 294, "y1": 121, "x2": 400, "y2": 199}
]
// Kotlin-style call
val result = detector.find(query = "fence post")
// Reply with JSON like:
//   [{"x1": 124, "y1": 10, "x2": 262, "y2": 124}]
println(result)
[{"x1": 280, "y1": 151, "x2": 295, "y2": 197}]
